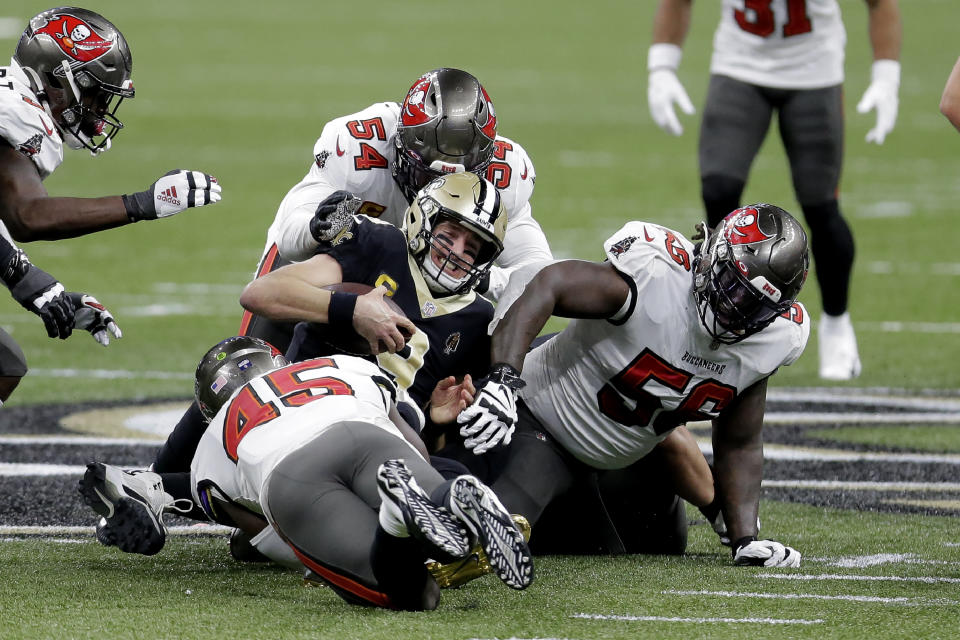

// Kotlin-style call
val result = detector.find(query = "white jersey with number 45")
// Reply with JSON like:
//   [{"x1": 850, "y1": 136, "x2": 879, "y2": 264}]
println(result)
[
  {"x1": 518, "y1": 222, "x2": 810, "y2": 470},
  {"x1": 711, "y1": 0, "x2": 846, "y2": 89},
  {"x1": 262, "y1": 101, "x2": 551, "y2": 300},
  {"x1": 191, "y1": 354, "x2": 418, "y2": 516}
]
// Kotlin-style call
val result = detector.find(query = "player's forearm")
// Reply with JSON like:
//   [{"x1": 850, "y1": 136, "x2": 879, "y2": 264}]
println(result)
[
  {"x1": 489, "y1": 279, "x2": 556, "y2": 371},
  {"x1": 866, "y1": 0, "x2": 901, "y2": 61},
  {"x1": 940, "y1": 58, "x2": 960, "y2": 132},
  {"x1": 240, "y1": 276, "x2": 334, "y2": 324},
  {"x1": 4, "y1": 195, "x2": 129, "y2": 242},
  {"x1": 712, "y1": 432, "x2": 763, "y2": 542},
  {"x1": 652, "y1": 0, "x2": 693, "y2": 46}
]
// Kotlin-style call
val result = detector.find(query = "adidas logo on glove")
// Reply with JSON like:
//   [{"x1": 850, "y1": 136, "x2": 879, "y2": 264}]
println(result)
[{"x1": 156, "y1": 186, "x2": 181, "y2": 207}]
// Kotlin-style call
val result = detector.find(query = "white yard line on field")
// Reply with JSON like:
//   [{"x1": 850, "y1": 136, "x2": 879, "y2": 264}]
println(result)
[
  {"x1": 573, "y1": 613, "x2": 823, "y2": 625},
  {"x1": 762, "y1": 479, "x2": 960, "y2": 491},
  {"x1": 664, "y1": 589, "x2": 912, "y2": 604},
  {"x1": 0, "y1": 525, "x2": 231, "y2": 536},
  {"x1": 758, "y1": 573, "x2": 960, "y2": 584}
]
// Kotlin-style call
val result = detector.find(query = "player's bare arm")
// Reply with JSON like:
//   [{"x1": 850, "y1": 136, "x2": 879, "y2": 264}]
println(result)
[
  {"x1": 490, "y1": 260, "x2": 630, "y2": 371},
  {"x1": 940, "y1": 57, "x2": 960, "y2": 132},
  {"x1": 711, "y1": 377, "x2": 767, "y2": 545},
  {"x1": 865, "y1": 0, "x2": 902, "y2": 61}
]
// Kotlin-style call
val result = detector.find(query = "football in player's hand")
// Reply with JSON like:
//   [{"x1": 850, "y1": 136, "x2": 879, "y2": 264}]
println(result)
[{"x1": 318, "y1": 283, "x2": 411, "y2": 355}]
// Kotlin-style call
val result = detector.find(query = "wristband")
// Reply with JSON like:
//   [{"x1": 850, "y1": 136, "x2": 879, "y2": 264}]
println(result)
[
  {"x1": 328, "y1": 291, "x2": 358, "y2": 327},
  {"x1": 122, "y1": 192, "x2": 151, "y2": 222},
  {"x1": 648, "y1": 43, "x2": 683, "y2": 72},
  {"x1": 871, "y1": 59, "x2": 901, "y2": 87}
]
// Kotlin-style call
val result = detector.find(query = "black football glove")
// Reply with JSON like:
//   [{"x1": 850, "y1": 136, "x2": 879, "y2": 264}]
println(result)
[
  {"x1": 3, "y1": 250, "x2": 74, "y2": 339},
  {"x1": 123, "y1": 169, "x2": 221, "y2": 221},
  {"x1": 309, "y1": 190, "x2": 361, "y2": 243}
]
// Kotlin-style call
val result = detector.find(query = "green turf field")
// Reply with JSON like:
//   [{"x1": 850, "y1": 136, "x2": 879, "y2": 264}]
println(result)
[{"x1": 1, "y1": 2, "x2": 958, "y2": 639}]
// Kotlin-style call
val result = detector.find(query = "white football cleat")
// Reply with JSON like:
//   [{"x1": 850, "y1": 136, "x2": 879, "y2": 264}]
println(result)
[
  {"x1": 78, "y1": 462, "x2": 178, "y2": 555},
  {"x1": 818, "y1": 312, "x2": 862, "y2": 380}
]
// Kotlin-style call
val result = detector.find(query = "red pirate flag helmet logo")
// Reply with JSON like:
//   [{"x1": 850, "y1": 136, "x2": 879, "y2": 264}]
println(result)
[
  {"x1": 478, "y1": 85, "x2": 497, "y2": 140},
  {"x1": 723, "y1": 207, "x2": 773, "y2": 246},
  {"x1": 401, "y1": 75, "x2": 435, "y2": 127},
  {"x1": 33, "y1": 13, "x2": 114, "y2": 67}
]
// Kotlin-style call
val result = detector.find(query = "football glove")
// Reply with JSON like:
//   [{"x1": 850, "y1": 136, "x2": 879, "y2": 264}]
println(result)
[
  {"x1": 309, "y1": 190, "x2": 362, "y2": 243},
  {"x1": 123, "y1": 170, "x2": 222, "y2": 221},
  {"x1": 647, "y1": 43, "x2": 695, "y2": 136},
  {"x1": 733, "y1": 537, "x2": 801, "y2": 568},
  {"x1": 856, "y1": 60, "x2": 900, "y2": 145},
  {"x1": 68, "y1": 293, "x2": 122, "y2": 346},
  {"x1": 457, "y1": 363, "x2": 525, "y2": 455},
  {"x1": 3, "y1": 250, "x2": 74, "y2": 339}
]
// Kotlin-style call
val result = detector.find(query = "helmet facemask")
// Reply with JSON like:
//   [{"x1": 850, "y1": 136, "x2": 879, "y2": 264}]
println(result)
[
  {"x1": 405, "y1": 173, "x2": 506, "y2": 296},
  {"x1": 53, "y1": 60, "x2": 134, "y2": 154},
  {"x1": 693, "y1": 205, "x2": 809, "y2": 345}
]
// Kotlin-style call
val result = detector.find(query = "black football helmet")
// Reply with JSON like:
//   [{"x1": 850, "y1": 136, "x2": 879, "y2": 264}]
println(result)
[
  {"x1": 393, "y1": 68, "x2": 498, "y2": 201},
  {"x1": 194, "y1": 336, "x2": 289, "y2": 422},
  {"x1": 14, "y1": 7, "x2": 134, "y2": 154},
  {"x1": 404, "y1": 172, "x2": 506, "y2": 296},
  {"x1": 693, "y1": 204, "x2": 809, "y2": 344}
]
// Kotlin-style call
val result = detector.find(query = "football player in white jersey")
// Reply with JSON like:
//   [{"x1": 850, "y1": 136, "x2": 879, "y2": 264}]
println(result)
[
  {"x1": 646, "y1": 0, "x2": 901, "y2": 380},
  {"x1": 81, "y1": 336, "x2": 533, "y2": 609},
  {"x1": 458, "y1": 204, "x2": 809, "y2": 567},
  {"x1": 0, "y1": 7, "x2": 222, "y2": 402}
]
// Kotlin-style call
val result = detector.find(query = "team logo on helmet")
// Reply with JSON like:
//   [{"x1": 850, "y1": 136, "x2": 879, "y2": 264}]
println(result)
[
  {"x1": 478, "y1": 86, "x2": 497, "y2": 140},
  {"x1": 33, "y1": 13, "x2": 114, "y2": 66},
  {"x1": 723, "y1": 207, "x2": 772, "y2": 245},
  {"x1": 401, "y1": 76, "x2": 435, "y2": 127}
]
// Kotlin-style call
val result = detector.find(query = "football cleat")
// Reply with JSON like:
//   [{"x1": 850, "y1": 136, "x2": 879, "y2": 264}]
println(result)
[
  {"x1": 78, "y1": 462, "x2": 177, "y2": 556},
  {"x1": 427, "y1": 514, "x2": 530, "y2": 589},
  {"x1": 448, "y1": 475, "x2": 534, "y2": 590},
  {"x1": 818, "y1": 312, "x2": 862, "y2": 380},
  {"x1": 376, "y1": 459, "x2": 470, "y2": 563}
]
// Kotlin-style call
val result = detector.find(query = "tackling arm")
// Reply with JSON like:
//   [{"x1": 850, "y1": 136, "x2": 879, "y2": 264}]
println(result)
[
  {"x1": 490, "y1": 260, "x2": 632, "y2": 371},
  {"x1": 0, "y1": 144, "x2": 128, "y2": 241}
]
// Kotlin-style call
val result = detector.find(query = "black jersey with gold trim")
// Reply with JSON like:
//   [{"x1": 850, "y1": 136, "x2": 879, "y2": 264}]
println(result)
[{"x1": 290, "y1": 216, "x2": 493, "y2": 408}]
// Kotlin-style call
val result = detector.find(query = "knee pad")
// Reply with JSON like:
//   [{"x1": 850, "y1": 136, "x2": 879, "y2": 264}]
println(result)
[{"x1": 701, "y1": 174, "x2": 745, "y2": 228}]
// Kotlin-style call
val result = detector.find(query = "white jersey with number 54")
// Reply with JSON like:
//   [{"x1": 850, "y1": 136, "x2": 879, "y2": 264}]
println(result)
[
  {"x1": 711, "y1": 0, "x2": 846, "y2": 89},
  {"x1": 518, "y1": 222, "x2": 810, "y2": 470}
]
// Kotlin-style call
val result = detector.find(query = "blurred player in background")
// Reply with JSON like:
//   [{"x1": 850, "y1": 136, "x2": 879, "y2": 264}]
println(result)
[
  {"x1": 459, "y1": 205, "x2": 810, "y2": 567},
  {"x1": 0, "y1": 7, "x2": 221, "y2": 402},
  {"x1": 646, "y1": 0, "x2": 902, "y2": 380},
  {"x1": 940, "y1": 57, "x2": 960, "y2": 132}
]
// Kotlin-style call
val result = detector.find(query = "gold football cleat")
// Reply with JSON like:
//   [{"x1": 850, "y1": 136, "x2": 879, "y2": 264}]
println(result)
[{"x1": 426, "y1": 514, "x2": 531, "y2": 589}]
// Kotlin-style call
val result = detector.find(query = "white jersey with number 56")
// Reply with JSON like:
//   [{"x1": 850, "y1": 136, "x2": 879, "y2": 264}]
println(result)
[
  {"x1": 518, "y1": 222, "x2": 810, "y2": 470},
  {"x1": 711, "y1": 0, "x2": 846, "y2": 89}
]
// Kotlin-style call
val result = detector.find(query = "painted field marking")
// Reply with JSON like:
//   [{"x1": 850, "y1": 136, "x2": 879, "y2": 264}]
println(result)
[
  {"x1": 763, "y1": 480, "x2": 960, "y2": 491},
  {"x1": 758, "y1": 573, "x2": 960, "y2": 584},
  {"x1": 0, "y1": 436, "x2": 161, "y2": 446},
  {"x1": 818, "y1": 554, "x2": 960, "y2": 568},
  {"x1": 664, "y1": 589, "x2": 910, "y2": 604},
  {"x1": 0, "y1": 525, "x2": 231, "y2": 536},
  {"x1": 573, "y1": 613, "x2": 822, "y2": 625}
]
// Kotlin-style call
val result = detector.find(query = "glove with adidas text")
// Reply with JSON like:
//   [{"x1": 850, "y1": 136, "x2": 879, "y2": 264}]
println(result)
[
  {"x1": 457, "y1": 363, "x2": 525, "y2": 455},
  {"x1": 123, "y1": 170, "x2": 222, "y2": 221},
  {"x1": 733, "y1": 536, "x2": 801, "y2": 568}
]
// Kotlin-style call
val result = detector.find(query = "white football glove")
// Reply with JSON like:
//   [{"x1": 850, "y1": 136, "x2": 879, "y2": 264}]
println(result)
[
  {"x1": 733, "y1": 537, "x2": 801, "y2": 568},
  {"x1": 457, "y1": 364, "x2": 525, "y2": 455},
  {"x1": 123, "y1": 170, "x2": 222, "y2": 220},
  {"x1": 68, "y1": 293, "x2": 121, "y2": 346},
  {"x1": 647, "y1": 43, "x2": 695, "y2": 136},
  {"x1": 856, "y1": 59, "x2": 901, "y2": 145}
]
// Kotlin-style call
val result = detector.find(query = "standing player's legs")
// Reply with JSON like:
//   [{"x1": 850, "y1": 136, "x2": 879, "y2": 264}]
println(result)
[
  {"x1": 699, "y1": 75, "x2": 775, "y2": 228},
  {"x1": 778, "y1": 85, "x2": 860, "y2": 380},
  {"x1": 153, "y1": 245, "x2": 295, "y2": 474},
  {"x1": 264, "y1": 421, "x2": 450, "y2": 610}
]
